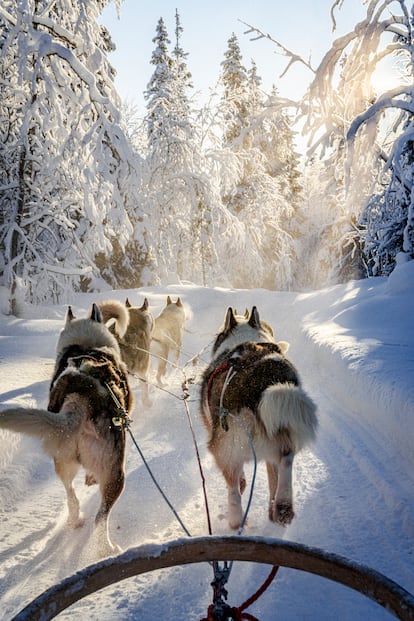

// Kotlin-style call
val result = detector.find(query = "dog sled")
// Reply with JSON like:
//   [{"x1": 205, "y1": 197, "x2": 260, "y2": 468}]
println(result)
[{"x1": 12, "y1": 535, "x2": 414, "y2": 620}]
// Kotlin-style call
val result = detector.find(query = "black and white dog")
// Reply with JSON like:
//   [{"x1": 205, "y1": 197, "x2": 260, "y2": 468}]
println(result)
[
  {"x1": 200, "y1": 306, "x2": 317, "y2": 529},
  {"x1": 0, "y1": 303, "x2": 133, "y2": 556}
]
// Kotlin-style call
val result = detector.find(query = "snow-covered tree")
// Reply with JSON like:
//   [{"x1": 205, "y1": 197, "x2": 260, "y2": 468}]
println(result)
[
  {"x1": 212, "y1": 35, "x2": 299, "y2": 289},
  {"x1": 244, "y1": 0, "x2": 413, "y2": 285},
  {"x1": 220, "y1": 33, "x2": 250, "y2": 147},
  {"x1": 348, "y1": 0, "x2": 414, "y2": 275},
  {"x1": 0, "y1": 0, "x2": 141, "y2": 312},
  {"x1": 142, "y1": 13, "x2": 224, "y2": 285}
]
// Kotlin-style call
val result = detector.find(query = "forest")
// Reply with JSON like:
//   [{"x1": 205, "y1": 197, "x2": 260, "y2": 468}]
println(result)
[{"x1": 0, "y1": 0, "x2": 413, "y2": 313}]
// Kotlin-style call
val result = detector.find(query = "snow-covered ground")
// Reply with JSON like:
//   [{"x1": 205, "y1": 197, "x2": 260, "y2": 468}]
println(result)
[{"x1": 0, "y1": 261, "x2": 413, "y2": 620}]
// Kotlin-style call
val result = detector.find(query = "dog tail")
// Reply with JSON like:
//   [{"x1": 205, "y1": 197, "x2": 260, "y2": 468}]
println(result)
[
  {"x1": 0, "y1": 407, "x2": 83, "y2": 441},
  {"x1": 258, "y1": 384, "x2": 317, "y2": 451},
  {"x1": 98, "y1": 300, "x2": 129, "y2": 338}
]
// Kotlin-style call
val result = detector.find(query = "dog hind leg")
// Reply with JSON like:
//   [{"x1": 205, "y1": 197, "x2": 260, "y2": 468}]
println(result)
[
  {"x1": 94, "y1": 467, "x2": 125, "y2": 555},
  {"x1": 268, "y1": 451, "x2": 295, "y2": 525},
  {"x1": 156, "y1": 344, "x2": 169, "y2": 385},
  {"x1": 266, "y1": 462, "x2": 278, "y2": 521},
  {"x1": 141, "y1": 378, "x2": 152, "y2": 408},
  {"x1": 54, "y1": 458, "x2": 84, "y2": 528},
  {"x1": 222, "y1": 466, "x2": 244, "y2": 529}
]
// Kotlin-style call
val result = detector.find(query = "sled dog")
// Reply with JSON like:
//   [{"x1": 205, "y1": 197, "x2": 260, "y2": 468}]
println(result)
[
  {"x1": 200, "y1": 306, "x2": 317, "y2": 529},
  {"x1": 151, "y1": 295, "x2": 186, "y2": 384},
  {"x1": 99, "y1": 298, "x2": 154, "y2": 407},
  {"x1": 0, "y1": 304, "x2": 133, "y2": 556}
]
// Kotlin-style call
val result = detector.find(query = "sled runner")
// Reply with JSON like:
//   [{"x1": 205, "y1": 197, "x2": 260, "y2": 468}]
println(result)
[{"x1": 12, "y1": 536, "x2": 414, "y2": 621}]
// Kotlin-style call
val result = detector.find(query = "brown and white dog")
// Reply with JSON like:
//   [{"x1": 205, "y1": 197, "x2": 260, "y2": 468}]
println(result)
[
  {"x1": 200, "y1": 306, "x2": 317, "y2": 530},
  {"x1": 151, "y1": 296, "x2": 186, "y2": 384},
  {"x1": 99, "y1": 298, "x2": 154, "y2": 407},
  {"x1": 0, "y1": 303, "x2": 133, "y2": 556}
]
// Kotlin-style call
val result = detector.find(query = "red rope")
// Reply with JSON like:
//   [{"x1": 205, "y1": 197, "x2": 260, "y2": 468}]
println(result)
[
  {"x1": 238, "y1": 565, "x2": 279, "y2": 613},
  {"x1": 201, "y1": 565, "x2": 279, "y2": 621},
  {"x1": 206, "y1": 362, "x2": 229, "y2": 407}
]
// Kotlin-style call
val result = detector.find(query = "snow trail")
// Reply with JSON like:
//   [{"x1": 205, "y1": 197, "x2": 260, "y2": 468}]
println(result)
[{"x1": 0, "y1": 279, "x2": 413, "y2": 619}]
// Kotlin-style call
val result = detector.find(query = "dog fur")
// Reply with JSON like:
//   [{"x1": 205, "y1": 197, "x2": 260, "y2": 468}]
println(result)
[
  {"x1": 99, "y1": 298, "x2": 154, "y2": 407},
  {"x1": 0, "y1": 303, "x2": 133, "y2": 556},
  {"x1": 200, "y1": 306, "x2": 317, "y2": 529},
  {"x1": 151, "y1": 295, "x2": 186, "y2": 384}
]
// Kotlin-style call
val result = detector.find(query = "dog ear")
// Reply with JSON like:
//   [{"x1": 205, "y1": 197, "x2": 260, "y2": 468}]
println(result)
[
  {"x1": 125, "y1": 298, "x2": 132, "y2": 308},
  {"x1": 90, "y1": 303, "x2": 103, "y2": 323},
  {"x1": 223, "y1": 307, "x2": 237, "y2": 331},
  {"x1": 244, "y1": 308, "x2": 249, "y2": 318},
  {"x1": 166, "y1": 295, "x2": 172, "y2": 305},
  {"x1": 277, "y1": 340, "x2": 290, "y2": 354},
  {"x1": 65, "y1": 306, "x2": 75, "y2": 323},
  {"x1": 141, "y1": 298, "x2": 149, "y2": 310},
  {"x1": 176, "y1": 297, "x2": 183, "y2": 307},
  {"x1": 248, "y1": 306, "x2": 261, "y2": 329}
]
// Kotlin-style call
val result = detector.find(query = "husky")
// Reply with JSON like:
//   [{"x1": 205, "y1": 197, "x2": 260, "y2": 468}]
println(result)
[
  {"x1": 151, "y1": 295, "x2": 186, "y2": 384},
  {"x1": 99, "y1": 298, "x2": 154, "y2": 407},
  {"x1": 0, "y1": 303, "x2": 133, "y2": 556},
  {"x1": 200, "y1": 306, "x2": 317, "y2": 530}
]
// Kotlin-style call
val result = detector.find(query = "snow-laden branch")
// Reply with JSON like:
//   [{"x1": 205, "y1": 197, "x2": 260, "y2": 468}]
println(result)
[
  {"x1": 347, "y1": 88, "x2": 414, "y2": 142},
  {"x1": 33, "y1": 33, "x2": 118, "y2": 119},
  {"x1": 36, "y1": 262, "x2": 93, "y2": 276},
  {"x1": 0, "y1": 6, "x2": 16, "y2": 26},
  {"x1": 32, "y1": 15, "x2": 80, "y2": 48}
]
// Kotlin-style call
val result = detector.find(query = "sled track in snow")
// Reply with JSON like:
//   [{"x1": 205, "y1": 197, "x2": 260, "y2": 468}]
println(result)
[{"x1": 12, "y1": 536, "x2": 414, "y2": 620}]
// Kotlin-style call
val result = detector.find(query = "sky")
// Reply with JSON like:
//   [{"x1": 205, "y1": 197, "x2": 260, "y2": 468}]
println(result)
[
  {"x1": 1, "y1": 260, "x2": 413, "y2": 618},
  {"x1": 100, "y1": 0, "x2": 369, "y2": 112}
]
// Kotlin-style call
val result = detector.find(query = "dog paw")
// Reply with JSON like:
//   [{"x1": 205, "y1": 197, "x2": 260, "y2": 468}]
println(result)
[
  {"x1": 67, "y1": 514, "x2": 85, "y2": 529},
  {"x1": 98, "y1": 540, "x2": 122, "y2": 558},
  {"x1": 228, "y1": 507, "x2": 244, "y2": 530},
  {"x1": 269, "y1": 500, "x2": 295, "y2": 525}
]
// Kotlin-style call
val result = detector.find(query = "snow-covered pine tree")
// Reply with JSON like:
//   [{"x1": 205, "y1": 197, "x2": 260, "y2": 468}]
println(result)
[
  {"x1": 221, "y1": 33, "x2": 250, "y2": 147},
  {"x1": 215, "y1": 36, "x2": 297, "y2": 289},
  {"x1": 0, "y1": 0, "x2": 140, "y2": 312},
  {"x1": 142, "y1": 13, "x2": 223, "y2": 285}
]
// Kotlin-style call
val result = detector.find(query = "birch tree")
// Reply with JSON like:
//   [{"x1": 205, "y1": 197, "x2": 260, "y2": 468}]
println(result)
[
  {"x1": 348, "y1": 0, "x2": 414, "y2": 275},
  {"x1": 244, "y1": 0, "x2": 413, "y2": 284},
  {"x1": 0, "y1": 0, "x2": 140, "y2": 312}
]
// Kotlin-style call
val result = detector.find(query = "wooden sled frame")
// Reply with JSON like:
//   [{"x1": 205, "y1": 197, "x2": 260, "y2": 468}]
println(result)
[{"x1": 12, "y1": 536, "x2": 414, "y2": 620}]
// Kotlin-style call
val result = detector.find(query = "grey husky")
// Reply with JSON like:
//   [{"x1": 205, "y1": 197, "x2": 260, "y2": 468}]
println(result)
[
  {"x1": 200, "y1": 306, "x2": 317, "y2": 529},
  {"x1": 99, "y1": 298, "x2": 154, "y2": 407},
  {"x1": 0, "y1": 303, "x2": 133, "y2": 556}
]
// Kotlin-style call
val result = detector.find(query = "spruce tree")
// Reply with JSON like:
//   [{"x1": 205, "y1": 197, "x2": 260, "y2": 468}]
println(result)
[
  {"x1": 215, "y1": 38, "x2": 297, "y2": 289},
  {"x1": 143, "y1": 13, "x2": 220, "y2": 284}
]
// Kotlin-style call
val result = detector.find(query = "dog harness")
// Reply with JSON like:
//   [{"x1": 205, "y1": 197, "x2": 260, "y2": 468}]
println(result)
[
  {"x1": 205, "y1": 342, "x2": 287, "y2": 430},
  {"x1": 48, "y1": 345, "x2": 131, "y2": 428}
]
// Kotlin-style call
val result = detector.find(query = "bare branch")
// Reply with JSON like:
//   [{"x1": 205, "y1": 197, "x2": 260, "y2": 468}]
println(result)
[
  {"x1": 239, "y1": 20, "x2": 316, "y2": 76},
  {"x1": 330, "y1": 0, "x2": 345, "y2": 32}
]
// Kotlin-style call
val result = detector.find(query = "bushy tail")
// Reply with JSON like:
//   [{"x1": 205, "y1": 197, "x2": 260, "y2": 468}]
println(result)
[
  {"x1": 0, "y1": 407, "x2": 83, "y2": 440},
  {"x1": 259, "y1": 383, "x2": 317, "y2": 451},
  {"x1": 98, "y1": 300, "x2": 129, "y2": 338}
]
